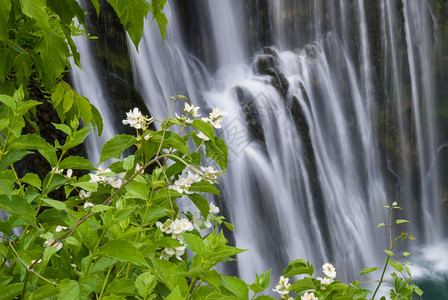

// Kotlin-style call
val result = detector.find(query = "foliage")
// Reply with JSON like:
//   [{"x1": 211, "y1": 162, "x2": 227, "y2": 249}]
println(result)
[{"x1": 0, "y1": 1, "x2": 424, "y2": 299}]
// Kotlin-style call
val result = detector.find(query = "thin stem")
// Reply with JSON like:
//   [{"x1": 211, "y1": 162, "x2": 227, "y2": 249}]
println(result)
[
  {"x1": 371, "y1": 237, "x2": 398, "y2": 299},
  {"x1": 21, "y1": 270, "x2": 30, "y2": 298},
  {"x1": 81, "y1": 229, "x2": 107, "y2": 279},
  {"x1": 98, "y1": 265, "x2": 113, "y2": 300}
]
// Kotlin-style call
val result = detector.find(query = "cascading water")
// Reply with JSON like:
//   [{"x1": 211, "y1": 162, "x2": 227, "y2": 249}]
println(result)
[{"x1": 73, "y1": 0, "x2": 447, "y2": 290}]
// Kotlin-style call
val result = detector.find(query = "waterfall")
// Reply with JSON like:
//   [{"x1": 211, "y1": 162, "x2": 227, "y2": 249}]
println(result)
[{"x1": 73, "y1": 0, "x2": 446, "y2": 285}]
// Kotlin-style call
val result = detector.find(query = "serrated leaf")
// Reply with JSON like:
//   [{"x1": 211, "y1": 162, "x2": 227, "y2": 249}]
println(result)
[
  {"x1": 19, "y1": 0, "x2": 49, "y2": 29},
  {"x1": 99, "y1": 134, "x2": 137, "y2": 165},
  {"x1": 52, "y1": 123, "x2": 72, "y2": 136},
  {"x1": 205, "y1": 137, "x2": 228, "y2": 172},
  {"x1": 0, "y1": 0, "x2": 11, "y2": 42},
  {"x1": 182, "y1": 232, "x2": 206, "y2": 255},
  {"x1": 41, "y1": 197, "x2": 67, "y2": 210},
  {"x1": 107, "y1": 0, "x2": 150, "y2": 50},
  {"x1": 7, "y1": 134, "x2": 54, "y2": 151},
  {"x1": 41, "y1": 30, "x2": 70, "y2": 88},
  {"x1": 72, "y1": 181, "x2": 98, "y2": 192},
  {"x1": 188, "y1": 193, "x2": 210, "y2": 218},
  {"x1": 290, "y1": 277, "x2": 315, "y2": 293},
  {"x1": 135, "y1": 272, "x2": 156, "y2": 298},
  {"x1": 0, "y1": 195, "x2": 37, "y2": 227},
  {"x1": 221, "y1": 276, "x2": 248, "y2": 300},
  {"x1": 75, "y1": 95, "x2": 92, "y2": 125},
  {"x1": 0, "y1": 150, "x2": 33, "y2": 171},
  {"x1": 283, "y1": 259, "x2": 314, "y2": 277},
  {"x1": 98, "y1": 239, "x2": 148, "y2": 267},
  {"x1": 91, "y1": 205, "x2": 113, "y2": 213},
  {"x1": 360, "y1": 267, "x2": 380, "y2": 275},
  {"x1": 58, "y1": 279, "x2": 80, "y2": 300},
  {"x1": 21, "y1": 173, "x2": 42, "y2": 190},
  {"x1": 63, "y1": 89, "x2": 75, "y2": 113},
  {"x1": 189, "y1": 181, "x2": 220, "y2": 196},
  {"x1": 249, "y1": 269, "x2": 271, "y2": 293},
  {"x1": 59, "y1": 156, "x2": 96, "y2": 170},
  {"x1": 190, "y1": 119, "x2": 215, "y2": 142},
  {"x1": 0, "y1": 94, "x2": 16, "y2": 110}
]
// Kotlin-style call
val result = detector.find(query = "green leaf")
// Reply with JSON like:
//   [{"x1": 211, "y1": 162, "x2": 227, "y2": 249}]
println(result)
[
  {"x1": 52, "y1": 123, "x2": 72, "y2": 136},
  {"x1": 166, "y1": 286, "x2": 182, "y2": 300},
  {"x1": 107, "y1": 0, "x2": 150, "y2": 50},
  {"x1": 389, "y1": 261, "x2": 404, "y2": 272},
  {"x1": 0, "y1": 195, "x2": 37, "y2": 227},
  {"x1": 42, "y1": 173, "x2": 68, "y2": 194},
  {"x1": 125, "y1": 180, "x2": 149, "y2": 199},
  {"x1": 28, "y1": 285, "x2": 58, "y2": 300},
  {"x1": 91, "y1": 104, "x2": 103, "y2": 135},
  {"x1": 12, "y1": 53, "x2": 33, "y2": 84},
  {"x1": 383, "y1": 250, "x2": 393, "y2": 256},
  {"x1": 76, "y1": 96, "x2": 92, "y2": 126},
  {"x1": 41, "y1": 197, "x2": 67, "y2": 210},
  {"x1": 221, "y1": 276, "x2": 249, "y2": 300},
  {"x1": 105, "y1": 278, "x2": 135, "y2": 296},
  {"x1": 98, "y1": 239, "x2": 148, "y2": 267},
  {"x1": 283, "y1": 259, "x2": 314, "y2": 277},
  {"x1": 0, "y1": 118, "x2": 9, "y2": 131},
  {"x1": 59, "y1": 156, "x2": 96, "y2": 170},
  {"x1": 0, "y1": 177, "x2": 14, "y2": 199},
  {"x1": 21, "y1": 173, "x2": 42, "y2": 190},
  {"x1": 182, "y1": 233, "x2": 206, "y2": 255},
  {"x1": 396, "y1": 219, "x2": 409, "y2": 224},
  {"x1": 38, "y1": 149, "x2": 58, "y2": 167},
  {"x1": 19, "y1": 0, "x2": 49, "y2": 29},
  {"x1": 0, "y1": 0, "x2": 11, "y2": 42},
  {"x1": 135, "y1": 272, "x2": 156, "y2": 298},
  {"x1": 58, "y1": 279, "x2": 81, "y2": 300},
  {"x1": 0, "y1": 282, "x2": 23, "y2": 300},
  {"x1": 40, "y1": 30, "x2": 70, "y2": 88},
  {"x1": 188, "y1": 193, "x2": 210, "y2": 218},
  {"x1": 91, "y1": 205, "x2": 113, "y2": 213},
  {"x1": 376, "y1": 223, "x2": 385, "y2": 230},
  {"x1": 7, "y1": 134, "x2": 54, "y2": 151},
  {"x1": 72, "y1": 181, "x2": 98, "y2": 192},
  {"x1": 0, "y1": 94, "x2": 16, "y2": 110},
  {"x1": 290, "y1": 277, "x2": 315, "y2": 293},
  {"x1": 63, "y1": 89, "x2": 75, "y2": 113},
  {"x1": 60, "y1": 127, "x2": 91, "y2": 151},
  {"x1": 190, "y1": 119, "x2": 215, "y2": 142},
  {"x1": 189, "y1": 181, "x2": 220, "y2": 196},
  {"x1": 249, "y1": 269, "x2": 271, "y2": 293},
  {"x1": 0, "y1": 150, "x2": 32, "y2": 171},
  {"x1": 205, "y1": 137, "x2": 228, "y2": 172},
  {"x1": 51, "y1": 82, "x2": 66, "y2": 108},
  {"x1": 149, "y1": 0, "x2": 168, "y2": 40},
  {"x1": 402, "y1": 252, "x2": 410, "y2": 257},
  {"x1": 99, "y1": 134, "x2": 137, "y2": 165},
  {"x1": 17, "y1": 100, "x2": 41, "y2": 116},
  {"x1": 360, "y1": 267, "x2": 380, "y2": 275},
  {"x1": 0, "y1": 49, "x2": 15, "y2": 85}
]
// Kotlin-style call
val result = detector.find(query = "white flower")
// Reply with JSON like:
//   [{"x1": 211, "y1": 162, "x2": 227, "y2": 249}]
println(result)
[
  {"x1": 31, "y1": 259, "x2": 42, "y2": 265},
  {"x1": 180, "y1": 218, "x2": 194, "y2": 232},
  {"x1": 43, "y1": 239, "x2": 63, "y2": 251},
  {"x1": 200, "y1": 166, "x2": 220, "y2": 183},
  {"x1": 175, "y1": 246, "x2": 186, "y2": 260},
  {"x1": 79, "y1": 190, "x2": 91, "y2": 199},
  {"x1": 169, "y1": 172, "x2": 201, "y2": 194},
  {"x1": 55, "y1": 225, "x2": 68, "y2": 232},
  {"x1": 301, "y1": 292, "x2": 318, "y2": 300},
  {"x1": 84, "y1": 202, "x2": 94, "y2": 209},
  {"x1": 209, "y1": 202, "x2": 220, "y2": 214},
  {"x1": 156, "y1": 220, "x2": 173, "y2": 234},
  {"x1": 52, "y1": 167, "x2": 63, "y2": 174},
  {"x1": 204, "y1": 214, "x2": 212, "y2": 229},
  {"x1": 197, "y1": 131, "x2": 209, "y2": 141},
  {"x1": 317, "y1": 276, "x2": 333, "y2": 286},
  {"x1": 144, "y1": 135, "x2": 150, "y2": 141},
  {"x1": 171, "y1": 219, "x2": 184, "y2": 235},
  {"x1": 192, "y1": 211, "x2": 202, "y2": 230},
  {"x1": 66, "y1": 169, "x2": 73, "y2": 178},
  {"x1": 71, "y1": 263, "x2": 77, "y2": 268},
  {"x1": 202, "y1": 108, "x2": 228, "y2": 129},
  {"x1": 273, "y1": 276, "x2": 290, "y2": 297},
  {"x1": 184, "y1": 103, "x2": 200, "y2": 117},
  {"x1": 322, "y1": 263, "x2": 336, "y2": 280},
  {"x1": 122, "y1": 107, "x2": 153, "y2": 130},
  {"x1": 108, "y1": 177, "x2": 122, "y2": 189},
  {"x1": 160, "y1": 247, "x2": 175, "y2": 260}
]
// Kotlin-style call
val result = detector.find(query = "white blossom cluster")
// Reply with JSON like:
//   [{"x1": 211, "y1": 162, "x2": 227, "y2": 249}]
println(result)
[
  {"x1": 156, "y1": 202, "x2": 220, "y2": 260},
  {"x1": 43, "y1": 238, "x2": 63, "y2": 251},
  {"x1": 301, "y1": 291, "x2": 318, "y2": 300},
  {"x1": 273, "y1": 276, "x2": 291, "y2": 298},
  {"x1": 202, "y1": 108, "x2": 228, "y2": 129},
  {"x1": 169, "y1": 166, "x2": 220, "y2": 194},
  {"x1": 89, "y1": 168, "x2": 123, "y2": 188},
  {"x1": 317, "y1": 263, "x2": 336, "y2": 288},
  {"x1": 122, "y1": 107, "x2": 153, "y2": 129}
]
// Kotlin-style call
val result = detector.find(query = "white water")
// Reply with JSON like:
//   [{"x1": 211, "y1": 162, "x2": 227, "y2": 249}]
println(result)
[{"x1": 71, "y1": 0, "x2": 446, "y2": 285}]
